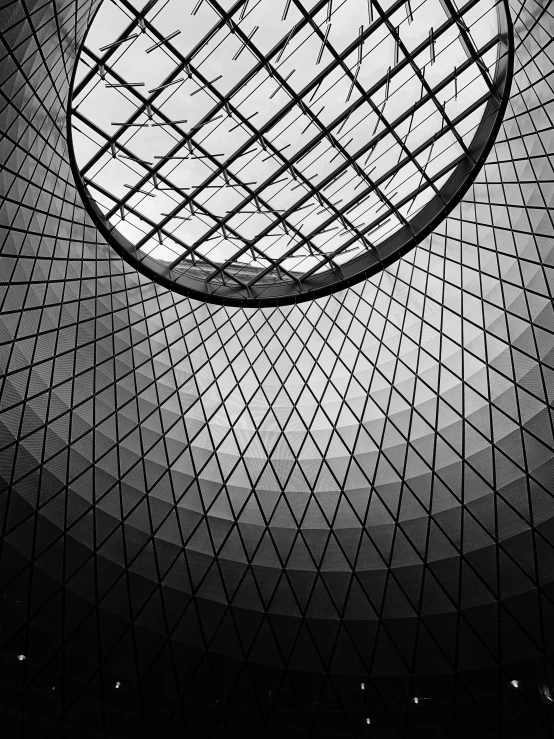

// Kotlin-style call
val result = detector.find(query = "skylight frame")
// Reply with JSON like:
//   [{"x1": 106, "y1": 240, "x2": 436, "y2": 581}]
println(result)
[{"x1": 68, "y1": 0, "x2": 514, "y2": 306}]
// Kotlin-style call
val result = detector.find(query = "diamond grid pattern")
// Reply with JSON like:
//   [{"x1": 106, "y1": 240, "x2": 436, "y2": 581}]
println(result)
[{"x1": 1, "y1": 0, "x2": 554, "y2": 737}]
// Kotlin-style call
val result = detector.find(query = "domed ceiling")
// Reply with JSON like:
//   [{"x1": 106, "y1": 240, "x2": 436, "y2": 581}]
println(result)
[{"x1": 1, "y1": 0, "x2": 554, "y2": 737}]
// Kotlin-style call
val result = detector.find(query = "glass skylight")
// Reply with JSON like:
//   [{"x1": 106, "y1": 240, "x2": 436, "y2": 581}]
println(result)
[{"x1": 70, "y1": 0, "x2": 512, "y2": 305}]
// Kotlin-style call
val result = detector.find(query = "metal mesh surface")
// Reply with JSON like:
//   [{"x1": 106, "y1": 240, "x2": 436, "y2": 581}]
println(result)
[{"x1": 1, "y1": 0, "x2": 554, "y2": 736}]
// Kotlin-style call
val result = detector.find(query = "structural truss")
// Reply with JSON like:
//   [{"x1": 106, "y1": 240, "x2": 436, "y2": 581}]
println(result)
[{"x1": 71, "y1": 0, "x2": 512, "y2": 305}]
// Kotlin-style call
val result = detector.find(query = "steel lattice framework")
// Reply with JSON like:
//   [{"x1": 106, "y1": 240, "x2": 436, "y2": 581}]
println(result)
[
  {"x1": 70, "y1": 0, "x2": 513, "y2": 305},
  {"x1": 2, "y1": 0, "x2": 554, "y2": 736}
]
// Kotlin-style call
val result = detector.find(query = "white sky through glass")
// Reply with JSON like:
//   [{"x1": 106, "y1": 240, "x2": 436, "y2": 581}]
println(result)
[{"x1": 71, "y1": 0, "x2": 505, "y2": 301}]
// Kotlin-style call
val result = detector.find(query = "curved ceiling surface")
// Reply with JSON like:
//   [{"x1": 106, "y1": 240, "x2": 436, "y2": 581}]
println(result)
[{"x1": 1, "y1": 0, "x2": 554, "y2": 737}]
